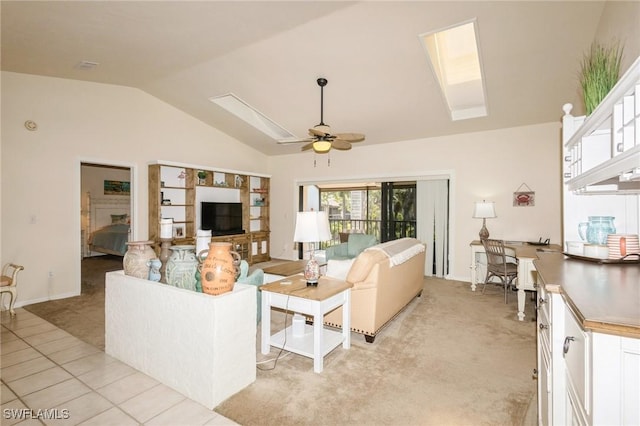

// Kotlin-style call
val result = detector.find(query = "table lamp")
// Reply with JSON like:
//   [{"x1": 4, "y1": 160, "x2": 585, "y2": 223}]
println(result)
[
  {"x1": 293, "y1": 211, "x2": 331, "y2": 286},
  {"x1": 473, "y1": 201, "x2": 496, "y2": 240}
]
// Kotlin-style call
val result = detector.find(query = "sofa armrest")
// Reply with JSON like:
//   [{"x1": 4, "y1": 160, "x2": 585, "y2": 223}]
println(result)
[
  {"x1": 326, "y1": 243, "x2": 349, "y2": 260},
  {"x1": 349, "y1": 280, "x2": 378, "y2": 291}
]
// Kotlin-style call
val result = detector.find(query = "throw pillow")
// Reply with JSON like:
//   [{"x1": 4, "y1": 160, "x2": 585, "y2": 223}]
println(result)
[
  {"x1": 347, "y1": 234, "x2": 377, "y2": 257},
  {"x1": 325, "y1": 258, "x2": 355, "y2": 281},
  {"x1": 111, "y1": 214, "x2": 129, "y2": 225}
]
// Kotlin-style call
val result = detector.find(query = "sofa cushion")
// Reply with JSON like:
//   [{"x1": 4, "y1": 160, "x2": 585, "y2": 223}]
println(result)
[
  {"x1": 325, "y1": 258, "x2": 356, "y2": 281},
  {"x1": 347, "y1": 234, "x2": 377, "y2": 257},
  {"x1": 346, "y1": 249, "x2": 388, "y2": 283}
]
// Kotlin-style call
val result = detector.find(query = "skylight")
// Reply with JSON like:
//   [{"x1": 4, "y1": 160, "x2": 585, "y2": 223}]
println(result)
[
  {"x1": 209, "y1": 94, "x2": 297, "y2": 142},
  {"x1": 420, "y1": 20, "x2": 487, "y2": 121}
]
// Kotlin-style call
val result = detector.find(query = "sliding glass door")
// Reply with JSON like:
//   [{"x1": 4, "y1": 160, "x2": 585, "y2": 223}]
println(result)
[
  {"x1": 380, "y1": 182, "x2": 416, "y2": 242},
  {"x1": 300, "y1": 178, "x2": 449, "y2": 277}
]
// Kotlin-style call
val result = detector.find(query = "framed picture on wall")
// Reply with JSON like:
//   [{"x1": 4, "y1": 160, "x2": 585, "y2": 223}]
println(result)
[
  {"x1": 104, "y1": 180, "x2": 130, "y2": 195},
  {"x1": 174, "y1": 226, "x2": 184, "y2": 238},
  {"x1": 513, "y1": 191, "x2": 535, "y2": 206}
]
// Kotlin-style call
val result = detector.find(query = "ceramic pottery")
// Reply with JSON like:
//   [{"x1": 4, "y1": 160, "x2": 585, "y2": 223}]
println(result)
[
  {"x1": 200, "y1": 242, "x2": 240, "y2": 295},
  {"x1": 165, "y1": 245, "x2": 198, "y2": 291},
  {"x1": 123, "y1": 241, "x2": 156, "y2": 279}
]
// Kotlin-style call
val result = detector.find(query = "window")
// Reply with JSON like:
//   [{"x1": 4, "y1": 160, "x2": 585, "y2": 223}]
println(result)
[{"x1": 420, "y1": 19, "x2": 487, "y2": 121}]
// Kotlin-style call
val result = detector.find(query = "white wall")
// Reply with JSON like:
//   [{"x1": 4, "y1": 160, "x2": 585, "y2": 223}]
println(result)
[
  {"x1": 267, "y1": 122, "x2": 562, "y2": 281},
  {"x1": 1, "y1": 71, "x2": 268, "y2": 305},
  {"x1": 595, "y1": 1, "x2": 640, "y2": 75}
]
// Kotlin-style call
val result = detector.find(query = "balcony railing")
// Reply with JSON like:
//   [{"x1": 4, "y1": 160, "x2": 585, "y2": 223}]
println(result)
[{"x1": 321, "y1": 218, "x2": 416, "y2": 248}]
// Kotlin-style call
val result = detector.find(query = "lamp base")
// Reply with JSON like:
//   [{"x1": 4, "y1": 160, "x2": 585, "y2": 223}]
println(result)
[
  {"x1": 304, "y1": 257, "x2": 320, "y2": 286},
  {"x1": 479, "y1": 219, "x2": 490, "y2": 240}
]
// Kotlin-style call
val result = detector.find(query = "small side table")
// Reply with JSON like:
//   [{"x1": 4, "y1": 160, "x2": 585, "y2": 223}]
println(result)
[{"x1": 260, "y1": 274, "x2": 352, "y2": 373}]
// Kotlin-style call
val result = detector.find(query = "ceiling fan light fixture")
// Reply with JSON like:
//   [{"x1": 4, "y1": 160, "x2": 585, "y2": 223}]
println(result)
[
  {"x1": 312, "y1": 140, "x2": 332, "y2": 153},
  {"x1": 313, "y1": 124, "x2": 331, "y2": 135}
]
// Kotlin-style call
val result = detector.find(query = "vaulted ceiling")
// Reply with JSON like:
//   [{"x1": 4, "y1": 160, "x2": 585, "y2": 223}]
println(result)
[{"x1": 1, "y1": 1, "x2": 607, "y2": 155}]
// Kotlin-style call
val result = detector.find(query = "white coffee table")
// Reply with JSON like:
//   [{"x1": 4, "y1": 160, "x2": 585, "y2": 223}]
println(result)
[{"x1": 260, "y1": 274, "x2": 352, "y2": 373}]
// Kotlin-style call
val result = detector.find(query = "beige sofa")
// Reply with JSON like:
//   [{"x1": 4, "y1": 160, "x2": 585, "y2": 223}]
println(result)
[{"x1": 323, "y1": 238, "x2": 426, "y2": 343}]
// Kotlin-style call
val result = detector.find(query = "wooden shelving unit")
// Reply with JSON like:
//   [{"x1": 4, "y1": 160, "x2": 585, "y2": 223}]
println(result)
[{"x1": 149, "y1": 162, "x2": 270, "y2": 264}]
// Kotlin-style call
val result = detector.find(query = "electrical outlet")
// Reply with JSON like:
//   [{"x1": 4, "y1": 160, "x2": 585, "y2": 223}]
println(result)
[{"x1": 48, "y1": 271, "x2": 54, "y2": 278}]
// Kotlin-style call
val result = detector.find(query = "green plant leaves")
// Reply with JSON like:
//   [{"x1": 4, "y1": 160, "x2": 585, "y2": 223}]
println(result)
[{"x1": 580, "y1": 41, "x2": 624, "y2": 115}]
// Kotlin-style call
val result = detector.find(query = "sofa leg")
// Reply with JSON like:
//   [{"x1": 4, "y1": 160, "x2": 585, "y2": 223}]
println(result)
[
  {"x1": 417, "y1": 290, "x2": 423, "y2": 297},
  {"x1": 364, "y1": 335, "x2": 376, "y2": 343}
]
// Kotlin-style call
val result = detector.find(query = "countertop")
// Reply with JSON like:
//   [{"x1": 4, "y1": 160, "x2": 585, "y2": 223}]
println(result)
[{"x1": 534, "y1": 251, "x2": 640, "y2": 338}]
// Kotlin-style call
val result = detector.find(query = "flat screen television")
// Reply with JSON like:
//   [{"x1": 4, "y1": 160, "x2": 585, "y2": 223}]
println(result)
[{"x1": 201, "y1": 202, "x2": 244, "y2": 236}]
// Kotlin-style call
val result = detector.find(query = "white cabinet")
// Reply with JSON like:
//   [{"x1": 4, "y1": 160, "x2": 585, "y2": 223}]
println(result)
[
  {"x1": 562, "y1": 56, "x2": 640, "y2": 194},
  {"x1": 561, "y1": 57, "x2": 640, "y2": 247},
  {"x1": 563, "y1": 303, "x2": 640, "y2": 425},
  {"x1": 590, "y1": 333, "x2": 640, "y2": 425},
  {"x1": 536, "y1": 285, "x2": 566, "y2": 425},
  {"x1": 538, "y1": 289, "x2": 640, "y2": 425},
  {"x1": 563, "y1": 304, "x2": 590, "y2": 425}
]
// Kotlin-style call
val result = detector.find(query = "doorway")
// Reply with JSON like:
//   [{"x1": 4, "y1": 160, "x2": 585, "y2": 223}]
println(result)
[{"x1": 80, "y1": 162, "x2": 133, "y2": 294}]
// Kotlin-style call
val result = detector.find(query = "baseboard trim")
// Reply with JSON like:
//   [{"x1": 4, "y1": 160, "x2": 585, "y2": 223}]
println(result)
[{"x1": 14, "y1": 290, "x2": 81, "y2": 308}]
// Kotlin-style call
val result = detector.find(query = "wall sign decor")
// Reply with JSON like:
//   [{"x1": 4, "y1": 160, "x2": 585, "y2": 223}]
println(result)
[
  {"x1": 513, "y1": 183, "x2": 535, "y2": 207},
  {"x1": 104, "y1": 180, "x2": 130, "y2": 196}
]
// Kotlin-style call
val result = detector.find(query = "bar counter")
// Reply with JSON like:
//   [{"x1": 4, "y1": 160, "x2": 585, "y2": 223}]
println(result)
[{"x1": 534, "y1": 251, "x2": 640, "y2": 338}]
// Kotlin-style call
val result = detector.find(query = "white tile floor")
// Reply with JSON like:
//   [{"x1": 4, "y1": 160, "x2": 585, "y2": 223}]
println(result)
[{"x1": 1, "y1": 309, "x2": 237, "y2": 426}]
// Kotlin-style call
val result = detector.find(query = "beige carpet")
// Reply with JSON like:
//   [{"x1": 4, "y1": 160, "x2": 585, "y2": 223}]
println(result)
[
  {"x1": 218, "y1": 277, "x2": 537, "y2": 426},
  {"x1": 25, "y1": 257, "x2": 538, "y2": 425}
]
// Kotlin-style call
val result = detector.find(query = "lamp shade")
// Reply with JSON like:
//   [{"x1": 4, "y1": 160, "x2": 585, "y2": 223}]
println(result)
[
  {"x1": 473, "y1": 201, "x2": 496, "y2": 219},
  {"x1": 294, "y1": 211, "x2": 331, "y2": 243}
]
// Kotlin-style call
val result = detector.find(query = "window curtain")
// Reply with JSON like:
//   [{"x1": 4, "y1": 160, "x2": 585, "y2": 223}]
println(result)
[{"x1": 416, "y1": 180, "x2": 449, "y2": 277}]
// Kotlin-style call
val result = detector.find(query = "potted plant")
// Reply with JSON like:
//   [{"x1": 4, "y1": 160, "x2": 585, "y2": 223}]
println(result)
[
  {"x1": 197, "y1": 170, "x2": 207, "y2": 185},
  {"x1": 579, "y1": 40, "x2": 624, "y2": 115}
]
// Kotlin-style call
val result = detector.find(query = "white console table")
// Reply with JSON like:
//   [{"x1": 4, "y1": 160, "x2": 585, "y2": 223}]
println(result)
[{"x1": 469, "y1": 240, "x2": 562, "y2": 321}]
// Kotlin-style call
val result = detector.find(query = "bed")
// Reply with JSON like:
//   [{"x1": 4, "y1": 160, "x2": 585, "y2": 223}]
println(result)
[{"x1": 85, "y1": 195, "x2": 131, "y2": 256}]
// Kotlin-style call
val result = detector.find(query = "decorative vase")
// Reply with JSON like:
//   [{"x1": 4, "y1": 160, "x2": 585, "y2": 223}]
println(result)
[
  {"x1": 123, "y1": 241, "x2": 156, "y2": 279},
  {"x1": 147, "y1": 258, "x2": 162, "y2": 282},
  {"x1": 200, "y1": 242, "x2": 240, "y2": 295},
  {"x1": 165, "y1": 245, "x2": 198, "y2": 291}
]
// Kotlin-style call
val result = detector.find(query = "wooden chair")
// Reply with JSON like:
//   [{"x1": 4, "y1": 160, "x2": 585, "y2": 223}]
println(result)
[
  {"x1": 481, "y1": 239, "x2": 518, "y2": 303},
  {"x1": 1, "y1": 263, "x2": 24, "y2": 315}
]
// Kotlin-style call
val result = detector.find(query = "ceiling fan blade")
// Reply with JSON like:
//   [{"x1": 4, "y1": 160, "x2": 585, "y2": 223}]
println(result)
[
  {"x1": 334, "y1": 133, "x2": 365, "y2": 142},
  {"x1": 331, "y1": 139, "x2": 352, "y2": 150},
  {"x1": 301, "y1": 142, "x2": 315, "y2": 151},
  {"x1": 276, "y1": 138, "x2": 314, "y2": 145},
  {"x1": 309, "y1": 127, "x2": 328, "y2": 138}
]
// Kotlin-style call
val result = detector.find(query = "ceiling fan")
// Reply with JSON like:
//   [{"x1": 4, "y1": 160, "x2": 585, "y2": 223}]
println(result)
[{"x1": 278, "y1": 78, "x2": 365, "y2": 153}]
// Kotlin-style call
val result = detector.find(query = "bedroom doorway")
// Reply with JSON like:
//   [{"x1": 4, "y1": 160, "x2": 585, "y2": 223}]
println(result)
[{"x1": 80, "y1": 162, "x2": 133, "y2": 293}]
